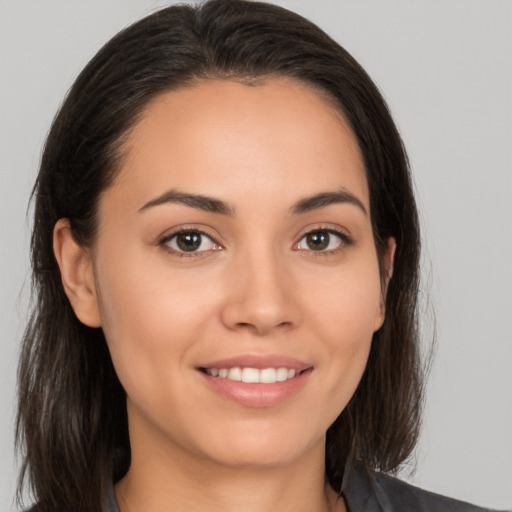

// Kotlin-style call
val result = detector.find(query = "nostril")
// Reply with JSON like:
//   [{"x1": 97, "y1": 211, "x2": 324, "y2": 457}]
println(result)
[{"x1": 220, "y1": 293, "x2": 300, "y2": 335}]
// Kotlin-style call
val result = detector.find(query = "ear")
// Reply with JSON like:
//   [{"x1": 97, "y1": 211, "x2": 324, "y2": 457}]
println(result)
[
  {"x1": 383, "y1": 236, "x2": 396, "y2": 286},
  {"x1": 374, "y1": 236, "x2": 396, "y2": 331},
  {"x1": 53, "y1": 219, "x2": 101, "y2": 327}
]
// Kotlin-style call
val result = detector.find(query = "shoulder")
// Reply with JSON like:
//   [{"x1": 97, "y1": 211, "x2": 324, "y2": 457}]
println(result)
[
  {"x1": 343, "y1": 462, "x2": 500, "y2": 512},
  {"x1": 370, "y1": 471, "x2": 495, "y2": 512}
]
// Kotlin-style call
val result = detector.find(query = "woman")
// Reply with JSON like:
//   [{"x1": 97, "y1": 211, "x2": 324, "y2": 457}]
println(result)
[{"x1": 15, "y1": 1, "x2": 504, "y2": 511}]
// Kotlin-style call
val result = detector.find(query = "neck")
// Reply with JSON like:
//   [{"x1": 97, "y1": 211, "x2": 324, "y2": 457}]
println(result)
[{"x1": 115, "y1": 420, "x2": 345, "y2": 512}]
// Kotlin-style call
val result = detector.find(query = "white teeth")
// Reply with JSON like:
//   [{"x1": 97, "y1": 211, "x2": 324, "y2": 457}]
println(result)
[
  {"x1": 241, "y1": 367, "x2": 259, "y2": 383},
  {"x1": 227, "y1": 367, "x2": 242, "y2": 381},
  {"x1": 260, "y1": 368, "x2": 277, "y2": 383},
  {"x1": 206, "y1": 366, "x2": 299, "y2": 383},
  {"x1": 276, "y1": 367, "x2": 289, "y2": 381}
]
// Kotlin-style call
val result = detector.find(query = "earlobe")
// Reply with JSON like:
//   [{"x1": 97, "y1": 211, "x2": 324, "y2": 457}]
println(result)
[{"x1": 53, "y1": 219, "x2": 101, "y2": 328}]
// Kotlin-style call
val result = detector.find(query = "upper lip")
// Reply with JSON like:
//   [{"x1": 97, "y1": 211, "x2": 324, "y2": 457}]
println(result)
[{"x1": 198, "y1": 354, "x2": 312, "y2": 372}]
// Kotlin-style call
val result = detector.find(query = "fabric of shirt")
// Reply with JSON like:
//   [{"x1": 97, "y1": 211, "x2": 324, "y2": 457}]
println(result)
[{"x1": 340, "y1": 462, "x2": 498, "y2": 511}]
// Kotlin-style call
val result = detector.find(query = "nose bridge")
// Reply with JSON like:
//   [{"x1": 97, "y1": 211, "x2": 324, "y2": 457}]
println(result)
[{"x1": 221, "y1": 239, "x2": 298, "y2": 334}]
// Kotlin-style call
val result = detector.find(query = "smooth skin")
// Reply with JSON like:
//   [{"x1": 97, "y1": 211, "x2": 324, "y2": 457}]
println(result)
[{"x1": 54, "y1": 78, "x2": 395, "y2": 512}]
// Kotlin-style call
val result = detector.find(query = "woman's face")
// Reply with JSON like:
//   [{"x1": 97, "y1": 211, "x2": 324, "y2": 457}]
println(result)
[{"x1": 84, "y1": 79, "x2": 391, "y2": 469}]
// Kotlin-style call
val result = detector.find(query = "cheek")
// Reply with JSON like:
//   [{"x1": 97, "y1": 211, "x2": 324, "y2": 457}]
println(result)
[
  {"x1": 93, "y1": 252, "x2": 218, "y2": 394},
  {"x1": 304, "y1": 253, "x2": 383, "y2": 338},
  {"x1": 301, "y1": 254, "x2": 381, "y2": 399}
]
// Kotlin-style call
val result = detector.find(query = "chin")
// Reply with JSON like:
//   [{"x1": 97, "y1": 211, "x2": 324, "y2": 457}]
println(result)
[{"x1": 196, "y1": 425, "x2": 325, "y2": 470}]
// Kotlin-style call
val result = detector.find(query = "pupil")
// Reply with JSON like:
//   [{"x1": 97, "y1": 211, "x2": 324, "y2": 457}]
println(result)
[
  {"x1": 177, "y1": 232, "x2": 201, "y2": 252},
  {"x1": 306, "y1": 231, "x2": 329, "y2": 251}
]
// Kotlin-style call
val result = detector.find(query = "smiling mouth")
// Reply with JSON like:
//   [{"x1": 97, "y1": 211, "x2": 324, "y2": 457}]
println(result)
[{"x1": 199, "y1": 367, "x2": 307, "y2": 384}]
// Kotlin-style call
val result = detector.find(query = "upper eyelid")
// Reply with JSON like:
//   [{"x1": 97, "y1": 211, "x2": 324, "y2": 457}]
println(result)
[
  {"x1": 159, "y1": 226, "x2": 222, "y2": 245},
  {"x1": 300, "y1": 229, "x2": 346, "y2": 240},
  {"x1": 296, "y1": 224, "x2": 351, "y2": 240}
]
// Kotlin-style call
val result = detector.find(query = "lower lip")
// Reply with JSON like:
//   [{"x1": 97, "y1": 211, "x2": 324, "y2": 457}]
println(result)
[{"x1": 199, "y1": 369, "x2": 312, "y2": 408}]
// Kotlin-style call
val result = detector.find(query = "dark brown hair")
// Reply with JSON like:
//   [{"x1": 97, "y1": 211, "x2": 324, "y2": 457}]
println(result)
[{"x1": 17, "y1": 1, "x2": 423, "y2": 510}]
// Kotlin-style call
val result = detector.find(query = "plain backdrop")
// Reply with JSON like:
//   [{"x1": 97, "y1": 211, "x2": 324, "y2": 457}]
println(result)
[{"x1": 0, "y1": 1, "x2": 510, "y2": 510}]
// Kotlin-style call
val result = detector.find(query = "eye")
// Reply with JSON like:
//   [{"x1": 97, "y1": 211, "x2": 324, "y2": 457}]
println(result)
[
  {"x1": 295, "y1": 229, "x2": 347, "y2": 252},
  {"x1": 161, "y1": 230, "x2": 221, "y2": 254}
]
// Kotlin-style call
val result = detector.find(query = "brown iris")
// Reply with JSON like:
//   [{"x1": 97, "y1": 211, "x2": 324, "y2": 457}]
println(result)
[
  {"x1": 305, "y1": 231, "x2": 330, "y2": 250},
  {"x1": 176, "y1": 232, "x2": 202, "y2": 252}
]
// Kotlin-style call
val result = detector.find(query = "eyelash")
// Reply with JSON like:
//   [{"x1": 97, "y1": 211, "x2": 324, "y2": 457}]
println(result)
[
  {"x1": 295, "y1": 226, "x2": 352, "y2": 256},
  {"x1": 158, "y1": 226, "x2": 352, "y2": 258},
  {"x1": 159, "y1": 227, "x2": 222, "y2": 258}
]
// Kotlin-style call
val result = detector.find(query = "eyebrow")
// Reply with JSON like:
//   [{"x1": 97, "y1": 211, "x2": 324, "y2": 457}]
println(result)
[
  {"x1": 138, "y1": 188, "x2": 367, "y2": 216},
  {"x1": 291, "y1": 190, "x2": 367, "y2": 216},
  {"x1": 138, "y1": 189, "x2": 234, "y2": 215}
]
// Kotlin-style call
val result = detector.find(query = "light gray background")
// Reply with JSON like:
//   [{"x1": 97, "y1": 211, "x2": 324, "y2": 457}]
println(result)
[{"x1": 1, "y1": 1, "x2": 510, "y2": 510}]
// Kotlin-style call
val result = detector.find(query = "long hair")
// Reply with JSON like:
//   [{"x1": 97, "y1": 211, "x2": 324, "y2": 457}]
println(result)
[{"x1": 17, "y1": 1, "x2": 423, "y2": 510}]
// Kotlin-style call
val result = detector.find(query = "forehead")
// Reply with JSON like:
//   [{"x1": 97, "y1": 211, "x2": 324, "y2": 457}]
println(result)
[{"x1": 110, "y1": 78, "x2": 369, "y2": 212}]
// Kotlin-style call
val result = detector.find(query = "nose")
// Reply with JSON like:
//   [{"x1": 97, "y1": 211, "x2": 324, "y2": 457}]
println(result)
[{"x1": 220, "y1": 247, "x2": 300, "y2": 336}]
